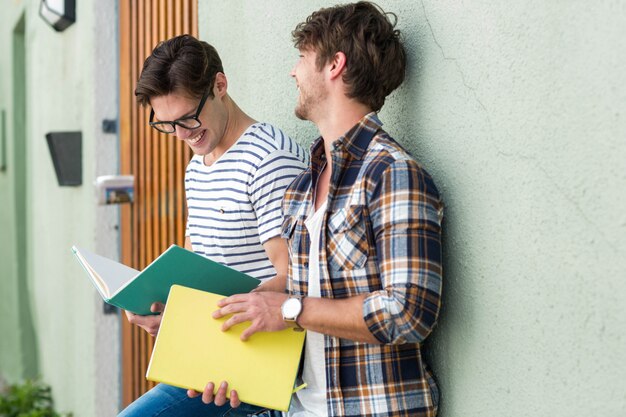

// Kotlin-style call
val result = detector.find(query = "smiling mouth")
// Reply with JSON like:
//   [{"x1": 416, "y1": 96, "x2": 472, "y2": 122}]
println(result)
[{"x1": 188, "y1": 130, "x2": 205, "y2": 145}]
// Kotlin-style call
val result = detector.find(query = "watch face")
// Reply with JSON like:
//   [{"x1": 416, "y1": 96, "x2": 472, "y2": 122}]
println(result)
[{"x1": 282, "y1": 297, "x2": 302, "y2": 319}]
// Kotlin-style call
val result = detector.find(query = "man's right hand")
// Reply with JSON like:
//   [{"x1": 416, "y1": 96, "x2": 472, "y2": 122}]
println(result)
[{"x1": 124, "y1": 302, "x2": 165, "y2": 337}]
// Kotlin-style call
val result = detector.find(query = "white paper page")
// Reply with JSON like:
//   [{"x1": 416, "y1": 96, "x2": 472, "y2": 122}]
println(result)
[{"x1": 74, "y1": 246, "x2": 140, "y2": 297}]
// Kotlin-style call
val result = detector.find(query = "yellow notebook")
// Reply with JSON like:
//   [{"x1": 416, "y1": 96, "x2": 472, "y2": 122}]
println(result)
[{"x1": 146, "y1": 285, "x2": 306, "y2": 412}]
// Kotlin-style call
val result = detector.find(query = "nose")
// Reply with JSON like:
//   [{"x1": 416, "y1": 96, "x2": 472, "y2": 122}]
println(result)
[
  {"x1": 174, "y1": 124, "x2": 192, "y2": 139},
  {"x1": 290, "y1": 65, "x2": 296, "y2": 78}
]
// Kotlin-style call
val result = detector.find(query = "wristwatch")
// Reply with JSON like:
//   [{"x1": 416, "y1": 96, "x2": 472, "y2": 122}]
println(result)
[{"x1": 281, "y1": 295, "x2": 305, "y2": 332}]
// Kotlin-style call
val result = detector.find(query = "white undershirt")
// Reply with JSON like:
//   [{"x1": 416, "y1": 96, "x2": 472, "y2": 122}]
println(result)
[{"x1": 288, "y1": 201, "x2": 328, "y2": 417}]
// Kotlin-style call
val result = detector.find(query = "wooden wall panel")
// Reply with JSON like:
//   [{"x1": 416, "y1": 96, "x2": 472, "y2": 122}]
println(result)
[{"x1": 119, "y1": 0, "x2": 197, "y2": 406}]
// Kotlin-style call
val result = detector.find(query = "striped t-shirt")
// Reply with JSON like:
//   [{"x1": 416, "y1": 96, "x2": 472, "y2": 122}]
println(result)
[{"x1": 185, "y1": 122, "x2": 308, "y2": 280}]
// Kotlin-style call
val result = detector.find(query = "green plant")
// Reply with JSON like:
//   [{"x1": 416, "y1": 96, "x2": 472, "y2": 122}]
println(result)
[{"x1": 0, "y1": 380, "x2": 72, "y2": 417}]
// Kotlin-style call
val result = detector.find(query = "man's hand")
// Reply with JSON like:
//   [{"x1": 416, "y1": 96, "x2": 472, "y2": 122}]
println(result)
[
  {"x1": 187, "y1": 381, "x2": 240, "y2": 408},
  {"x1": 124, "y1": 302, "x2": 164, "y2": 337},
  {"x1": 213, "y1": 292, "x2": 290, "y2": 341}
]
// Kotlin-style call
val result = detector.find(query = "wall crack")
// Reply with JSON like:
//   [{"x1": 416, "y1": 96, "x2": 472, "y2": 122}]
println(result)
[{"x1": 419, "y1": 0, "x2": 620, "y2": 256}]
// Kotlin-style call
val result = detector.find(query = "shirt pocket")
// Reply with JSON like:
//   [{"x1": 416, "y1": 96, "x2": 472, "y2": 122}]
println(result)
[
  {"x1": 327, "y1": 205, "x2": 369, "y2": 271},
  {"x1": 216, "y1": 201, "x2": 254, "y2": 246}
]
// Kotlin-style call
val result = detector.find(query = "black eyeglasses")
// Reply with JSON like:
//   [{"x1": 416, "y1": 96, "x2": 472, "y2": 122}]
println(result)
[{"x1": 149, "y1": 89, "x2": 211, "y2": 134}]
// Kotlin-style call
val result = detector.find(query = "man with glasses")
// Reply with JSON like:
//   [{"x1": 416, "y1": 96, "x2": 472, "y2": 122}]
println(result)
[{"x1": 118, "y1": 34, "x2": 307, "y2": 417}]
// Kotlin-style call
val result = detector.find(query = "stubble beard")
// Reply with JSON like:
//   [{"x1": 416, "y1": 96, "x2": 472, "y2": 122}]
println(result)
[
  {"x1": 294, "y1": 106, "x2": 307, "y2": 121},
  {"x1": 294, "y1": 93, "x2": 312, "y2": 121},
  {"x1": 294, "y1": 75, "x2": 326, "y2": 122}
]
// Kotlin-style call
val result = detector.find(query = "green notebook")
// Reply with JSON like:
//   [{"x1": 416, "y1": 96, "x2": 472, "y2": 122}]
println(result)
[{"x1": 72, "y1": 245, "x2": 260, "y2": 315}]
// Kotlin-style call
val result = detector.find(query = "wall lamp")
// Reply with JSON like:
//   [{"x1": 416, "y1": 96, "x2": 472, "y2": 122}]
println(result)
[
  {"x1": 46, "y1": 131, "x2": 82, "y2": 186},
  {"x1": 39, "y1": 0, "x2": 75, "y2": 32}
]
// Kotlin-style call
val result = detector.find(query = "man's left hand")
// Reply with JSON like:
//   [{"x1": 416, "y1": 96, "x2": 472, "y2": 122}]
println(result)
[
  {"x1": 187, "y1": 380, "x2": 240, "y2": 408},
  {"x1": 213, "y1": 292, "x2": 290, "y2": 341}
]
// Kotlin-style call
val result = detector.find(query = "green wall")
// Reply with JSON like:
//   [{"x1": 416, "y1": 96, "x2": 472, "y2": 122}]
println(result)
[
  {"x1": 0, "y1": 1, "x2": 120, "y2": 415},
  {"x1": 12, "y1": 12, "x2": 39, "y2": 381},
  {"x1": 200, "y1": 1, "x2": 626, "y2": 415},
  {"x1": 0, "y1": 11, "x2": 37, "y2": 384},
  {"x1": 0, "y1": 2, "x2": 95, "y2": 414}
]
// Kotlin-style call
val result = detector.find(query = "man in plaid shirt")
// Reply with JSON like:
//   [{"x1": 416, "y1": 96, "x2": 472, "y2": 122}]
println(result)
[{"x1": 207, "y1": 2, "x2": 444, "y2": 416}]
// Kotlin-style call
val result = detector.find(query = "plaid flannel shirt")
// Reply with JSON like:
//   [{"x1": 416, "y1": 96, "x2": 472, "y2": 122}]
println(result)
[{"x1": 281, "y1": 113, "x2": 443, "y2": 417}]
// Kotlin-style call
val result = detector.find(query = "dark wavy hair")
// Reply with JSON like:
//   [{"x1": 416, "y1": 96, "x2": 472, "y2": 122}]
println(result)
[
  {"x1": 135, "y1": 34, "x2": 223, "y2": 106},
  {"x1": 292, "y1": 1, "x2": 406, "y2": 112}
]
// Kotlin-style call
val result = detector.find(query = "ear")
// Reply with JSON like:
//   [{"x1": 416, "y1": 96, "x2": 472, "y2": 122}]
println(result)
[
  {"x1": 328, "y1": 51, "x2": 347, "y2": 81},
  {"x1": 213, "y1": 72, "x2": 228, "y2": 98}
]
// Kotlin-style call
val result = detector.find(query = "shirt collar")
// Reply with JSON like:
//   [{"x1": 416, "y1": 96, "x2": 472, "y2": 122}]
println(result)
[{"x1": 309, "y1": 112, "x2": 383, "y2": 162}]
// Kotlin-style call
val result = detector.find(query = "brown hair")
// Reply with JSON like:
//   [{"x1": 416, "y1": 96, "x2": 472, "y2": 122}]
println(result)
[
  {"x1": 292, "y1": 1, "x2": 406, "y2": 112},
  {"x1": 135, "y1": 34, "x2": 223, "y2": 106}
]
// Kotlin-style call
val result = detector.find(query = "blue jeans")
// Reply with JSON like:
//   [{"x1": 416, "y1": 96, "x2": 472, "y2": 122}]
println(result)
[{"x1": 117, "y1": 383, "x2": 278, "y2": 417}]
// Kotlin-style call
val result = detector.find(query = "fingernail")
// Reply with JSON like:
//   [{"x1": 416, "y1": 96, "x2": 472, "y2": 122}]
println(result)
[{"x1": 220, "y1": 381, "x2": 227, "y2": 388}]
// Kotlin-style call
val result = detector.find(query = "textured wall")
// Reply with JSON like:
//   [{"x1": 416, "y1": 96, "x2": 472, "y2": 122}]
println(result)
[
  {"x1": 92, "y1": 0, "x2": 123, "y2": 415},
  {"x1": 200, "y1": 1, "x2": 626, "y2": 415},
  {"x1": 0, "y1": 0, "x2": 121, "y2": 415},
  {"x1": 0, "y1": 8, "x2": 33, "y2": 383}
]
